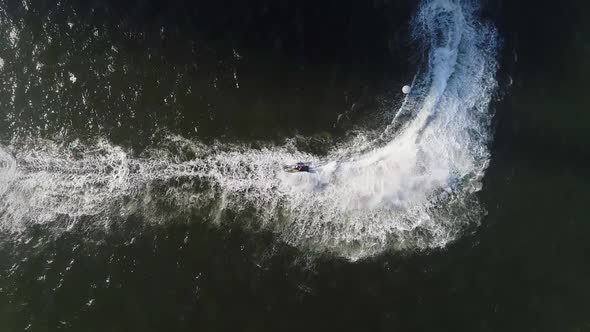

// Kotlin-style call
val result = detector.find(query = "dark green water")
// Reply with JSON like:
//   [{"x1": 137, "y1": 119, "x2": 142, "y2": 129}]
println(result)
[{"x1": 0, "y1": 0, "x2": 589, "y2": 331}]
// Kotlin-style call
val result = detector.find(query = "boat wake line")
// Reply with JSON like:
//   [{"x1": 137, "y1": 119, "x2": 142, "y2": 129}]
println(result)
[{"x1": 0, "y1": 0, "x2": 498, "y2": 261}]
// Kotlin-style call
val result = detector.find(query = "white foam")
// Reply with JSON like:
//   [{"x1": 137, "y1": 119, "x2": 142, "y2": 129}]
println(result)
[
  {"x1": 0, "y1": 148, "x2": 16, "y2": 196},
  {"x1": 0, "y1": 0, "x2": 498, "y2": 260}
]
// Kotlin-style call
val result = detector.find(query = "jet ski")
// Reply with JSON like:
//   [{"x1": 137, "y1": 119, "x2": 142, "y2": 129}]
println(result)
[{"x1": 283, "y1": 162, "x2": 313, "y2": 173}]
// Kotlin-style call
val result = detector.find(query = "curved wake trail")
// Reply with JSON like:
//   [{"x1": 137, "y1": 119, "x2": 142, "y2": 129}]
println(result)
[{"x1": 0, "y1": 0, "x2": 498, "y2": 260}]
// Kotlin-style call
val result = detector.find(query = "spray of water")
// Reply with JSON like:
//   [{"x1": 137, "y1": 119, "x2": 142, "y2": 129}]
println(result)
[{"x1": 0, "y1": 0, "x2": 498, "y2": 260}]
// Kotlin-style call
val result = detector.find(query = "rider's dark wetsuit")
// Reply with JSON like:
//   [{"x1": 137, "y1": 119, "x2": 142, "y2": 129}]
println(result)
[{"x1": 296, "y1": 164, "x2": 311, "y2": 172}]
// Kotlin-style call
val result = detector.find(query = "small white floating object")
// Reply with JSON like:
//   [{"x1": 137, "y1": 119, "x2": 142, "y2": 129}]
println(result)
[{"x1": 402, "y1": 85, "x2": 412, "y2": 94}]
